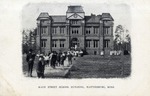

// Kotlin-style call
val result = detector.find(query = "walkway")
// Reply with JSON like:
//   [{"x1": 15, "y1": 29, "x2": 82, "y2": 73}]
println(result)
[{"x1": 23, "y1": 58, "x2": 74, "y2": 78}]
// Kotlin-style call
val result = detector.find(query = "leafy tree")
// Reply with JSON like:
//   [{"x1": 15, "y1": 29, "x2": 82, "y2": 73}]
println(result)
[
  {"x1": 22, "y1": 30, "x2": 29, "y2": 54},
  {"x1": 22, "y1": 28, "x2": 37, "y2": 54},
  {"x1": 114, "y1": 25, "x2": 131, "y2": 52}
]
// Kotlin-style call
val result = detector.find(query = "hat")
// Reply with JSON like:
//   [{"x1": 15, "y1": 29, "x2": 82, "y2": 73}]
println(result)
[{"x1": 29, "y1": 49, "x2": 33, "y2": 52}]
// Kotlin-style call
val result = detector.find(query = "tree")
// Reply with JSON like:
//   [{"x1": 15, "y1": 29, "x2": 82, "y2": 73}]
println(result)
[
  {"x1": 114, "y1": 25, "x2": 124, "y2": 50},
  {"x1": 114, "y1": 25, "x2": 131, "y2": 52},
  {"x1": 115, "y1": 25, "x2": 124, "y2": 44},
  {"x1": 124, "y1": 32, "x2": 131, "y2": 52},
  {"x1": 22, "y1": 28, "x2": 37, "y2": 54},
  {"x1": 29, "y1": 28, "x2": 37, "y2": 51},
  {"x1": 22, "y1": 30, "x2": 29, "y2": 54}
]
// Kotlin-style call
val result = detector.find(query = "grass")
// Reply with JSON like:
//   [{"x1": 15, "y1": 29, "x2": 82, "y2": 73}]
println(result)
[
  {"x1": 22, "y1": 54, "x2": 131, "y2": 78},
  {"x1": 68, "y1": 55, "x2": 131, "y2": 78}
]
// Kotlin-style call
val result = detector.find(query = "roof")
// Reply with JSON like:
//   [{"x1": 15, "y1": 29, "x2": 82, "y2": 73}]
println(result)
[
  {"x1": 51, "y1": 15, "x2": 66, "y2": 22},
  {"x1": 85, "y1": 15, "x2": 101, "y2": 23},
  {"x1": 37, "y1": 12, "x2": 114, "y2": 23},
  {"x1": 101, "y1": 13, "x2": 114, "y2": 21},
  {"x1": 37, "y1": 12, "x2": 51, "y2": 20},
  {"x1": 66, "y1": 5, "x2": 84, "y2": 13}
]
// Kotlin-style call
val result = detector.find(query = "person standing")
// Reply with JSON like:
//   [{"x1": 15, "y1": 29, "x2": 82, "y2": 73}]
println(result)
[
  {"x1": 44, "y1": 54, "x2": 49, "y2": 67},
  {"x1": 60, "y1": 52, "x2": 66, "y2": 66},
  {"x1": 36, "y1": 55, "x2": 45, "y2": 78},
  {"x1": 26, "y1": 49, "x2": 35, "y2": 77},
  {"x1": 56, "y1": 52, "x2": 61, "y2": 66},
  {"x1": 49, "y1": 52, "x2": 53, "y2": 67},
  {"x1": 67, "y1": 52, "x2": 73, "y2": 65},
  {"x1": 51, "y1": 52, "x2": 57, "y2": 68}
]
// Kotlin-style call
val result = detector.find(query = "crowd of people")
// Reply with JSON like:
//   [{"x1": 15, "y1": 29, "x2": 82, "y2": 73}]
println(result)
[
  {"x1": 26, "y1": 49, "x2": 83, "y2": 78},
  {"x1": 42, "y1": 51, "x2": 73, "y2": 68}
]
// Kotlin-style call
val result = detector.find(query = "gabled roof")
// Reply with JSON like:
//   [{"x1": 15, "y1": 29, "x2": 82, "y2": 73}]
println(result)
[
  {"x1": 101, "y1": 13, "x2": 114, "y2": 21},
  {"x1": 37, "y1": 12, "x2": 51, "y2": 20},
  {"x1": 66, "y1": 5, "x2": 84, "y2": 13},
  {"x1": 67, "y1": 13, "x2": 84, "y2": 19},
  {"x1": 51, "y1": 15, "x2": 66, "y2": 22}
]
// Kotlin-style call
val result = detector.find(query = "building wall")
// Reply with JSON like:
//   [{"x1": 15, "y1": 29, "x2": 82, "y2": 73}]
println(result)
[{"x1": 36, "y1": 17, "x2": 114, "y2": 55}]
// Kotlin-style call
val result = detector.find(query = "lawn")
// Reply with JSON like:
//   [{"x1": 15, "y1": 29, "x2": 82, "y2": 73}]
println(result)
[
  {"x1": 22, "y1": 54, "x2": 131, "y2": 78},
  {"x1": 68, "y1": 55, "x2": 131, "y2": 78}
]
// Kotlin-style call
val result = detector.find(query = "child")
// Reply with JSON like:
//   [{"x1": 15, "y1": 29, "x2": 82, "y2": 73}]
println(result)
[{"x1": 36, "y1": 55, "x2": 45, "y2": 78}]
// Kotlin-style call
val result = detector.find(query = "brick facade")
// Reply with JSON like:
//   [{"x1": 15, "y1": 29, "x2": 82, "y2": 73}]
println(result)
[{"x1": 36, "y1": 5, "x2": 114, "y2": 55}]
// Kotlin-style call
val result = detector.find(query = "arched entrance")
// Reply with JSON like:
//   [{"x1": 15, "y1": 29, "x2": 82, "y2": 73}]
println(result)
[{"x1": 71, "y1": 38, "x2": 79, "y2": 50}]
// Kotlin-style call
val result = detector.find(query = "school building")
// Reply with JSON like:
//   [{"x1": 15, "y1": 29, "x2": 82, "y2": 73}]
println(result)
[{"x1": 36, "y1": 5, "x2": 114, "y2": 55}]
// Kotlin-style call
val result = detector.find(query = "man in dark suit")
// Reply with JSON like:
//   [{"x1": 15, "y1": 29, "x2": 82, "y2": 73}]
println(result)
[
  {"x1": 36, "y1": 55, "x2": 45, "y2": 78},
  {"x1": 51, "y1": 52, "x2": 57, "y2": 68},
  {"x1": 26, "y1": 49, "x2": 35, "y2": 77}
]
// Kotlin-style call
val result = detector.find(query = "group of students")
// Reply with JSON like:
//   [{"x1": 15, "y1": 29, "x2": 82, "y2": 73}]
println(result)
[
  {"x1": 46, "y1": 51, "x2": 73, "y2": 67},
  {"x1": 26, "y1": 49, "x2": 73, "y2": 78}
]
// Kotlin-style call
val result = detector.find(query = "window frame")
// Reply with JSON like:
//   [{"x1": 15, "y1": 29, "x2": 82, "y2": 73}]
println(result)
[
  {"x1": 94, "y1": 27, "x2": 99, "y2": 34},
  {"x1": 86, "y1": 40, "x2": 91, "y2": 48},
  {"x1": 104, "y1": 39, "x2": 110, "y2": 48},
  {"x1": 41, "y1": 39, "x2": 47, "y2": 47},
  {"x1": 60, "y1": 27, "x2": 65, "y2": 34},
  {"x1": 52, "y1": 39, "x2": 57, "y2": 47},
  {"x1": 52, "y1": 27, "x2": 57, "y2": 34},
  {"x1": 93, "y1": 40, "x2": 99, "y2": 48},
  {"x1": 86, "y1": 27, "x2": 91, "y2": 34},
  {"x1": 60, "y1": 39, "x2": 65, "y2": 48}
]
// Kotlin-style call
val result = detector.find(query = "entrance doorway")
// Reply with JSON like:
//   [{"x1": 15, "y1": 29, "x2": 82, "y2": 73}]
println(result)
[{"x1": 71, "y1": 38, "x2": 79, "y2": 50}]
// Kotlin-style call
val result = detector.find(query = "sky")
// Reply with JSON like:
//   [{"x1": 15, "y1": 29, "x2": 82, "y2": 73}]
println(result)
[{"x1": 22, "y1": 3, "x2": 131, "y2": 33}]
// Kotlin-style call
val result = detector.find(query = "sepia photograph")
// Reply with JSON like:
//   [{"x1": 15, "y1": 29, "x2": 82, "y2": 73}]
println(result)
[{"x1": 22, "y1": 3, "x2": 131, "y2": 79}]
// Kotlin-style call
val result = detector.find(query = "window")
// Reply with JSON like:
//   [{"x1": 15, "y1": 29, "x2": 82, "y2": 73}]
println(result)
[
  {"x1": 76, "y1": 30, "x2": 78, "y2": 34},
  {"x1": 52, "y1": 40, "x2": 57, "y2": 47},
  {"x1": 86, "y1": 27, "x2": 91, "y2": 34},
  {"x1": 41, "y1": 20, "x2": 46, "y2": 24},
  {"x1": 86, "y1": 40, "x2": 91, "y2": 47},
  {"x1": 93, "y1": 40, "x2": 99, "y2": 48},
  {"x1": 52, "y1": 27, "x2": 57, "y2": 34},
  {"x1": 72, "y1": 27, "x2": 79, "y2": 34},
  {"x1": 60, "y1": 27, "x2": 65, "y2": 34},
  {"x1": 94, "y1": 27, "x2": 99, "y2": 34},
  {"x1": 104, "y1": 27, "x2": 109, "y2": 35},
  {"x1": 41, "y1": 39, "x2": 47, "y2": 47},
  {"x1": 104, "y1": 39, "x2": 110, "y2": 48},
  {"x1": 104, "y1": 21, "x2": 108, "y2": 23},
  {"x1": 71, "y1": 20, "x2": 78, "y2": 24},
  {"x1": 60, "y1": 40, "x2": 65, "y2": 47},
  {"x1": 41, "y1": 27, "x2": 47, "y2": 34}
]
